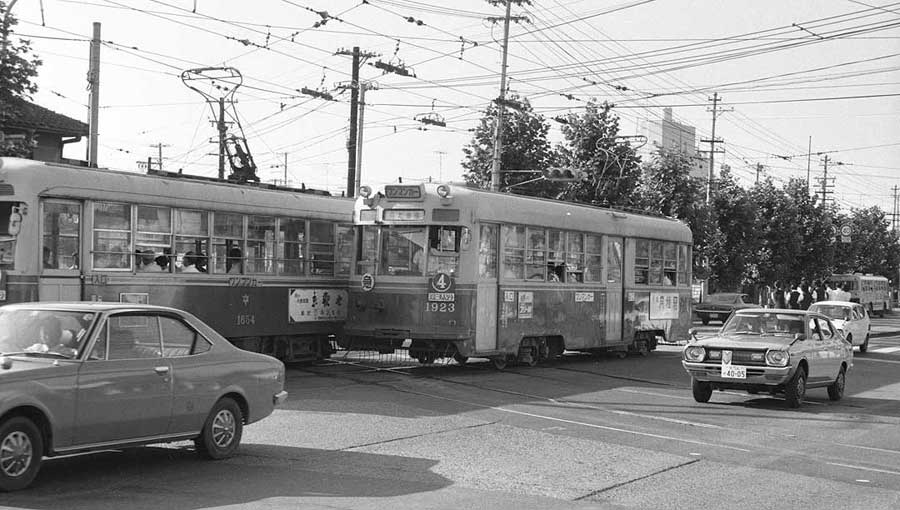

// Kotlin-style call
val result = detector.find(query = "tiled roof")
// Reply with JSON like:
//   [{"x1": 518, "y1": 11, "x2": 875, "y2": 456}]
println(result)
[{"x1": 0, "y1": 93, "x2": 89, "y2": 136}]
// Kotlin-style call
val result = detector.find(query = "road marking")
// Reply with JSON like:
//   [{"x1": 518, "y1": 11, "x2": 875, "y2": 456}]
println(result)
[
  {"x1": 617, "y1": 388, "x2": 693, "y2": 401},
  {"x1": 828, "y1": 462, "x2": 900, "y2": 476},
  {"x1": 870, "y1": 346, "x2": 900, "y2": 353},
  {"x1": 835, "y1": 443, "x2": 900, "y2": 456},
  {"x1": 560, "y1": 398, "x2": 725, "y2": 429},
  {"x1": 853, "y1": 357, "x2": 900, "y2": 365}
]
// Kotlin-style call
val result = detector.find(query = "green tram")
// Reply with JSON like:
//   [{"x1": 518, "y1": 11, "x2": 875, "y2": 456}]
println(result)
[
  {"x1": 344, "y1": 183, "x2": 694, "y2": 368},
  {"x1": 0, "y1": 157, "x2": 353, "y2": 361}
]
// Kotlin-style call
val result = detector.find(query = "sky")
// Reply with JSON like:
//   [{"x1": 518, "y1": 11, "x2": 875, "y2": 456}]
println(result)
[{"x1": 9, "y1": 0, "x2": 900, "y2": 216}]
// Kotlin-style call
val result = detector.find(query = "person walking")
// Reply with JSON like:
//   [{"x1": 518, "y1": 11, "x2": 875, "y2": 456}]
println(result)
[
  {"x1": 773, "y1": 281, "x2": 787, "y2": 309},
  {"x1": 799, "y1": 282, "x2": 813, "y2": 310},
  {"x1": 788, "y1": 281, "x2": 801, "y2": 309}
]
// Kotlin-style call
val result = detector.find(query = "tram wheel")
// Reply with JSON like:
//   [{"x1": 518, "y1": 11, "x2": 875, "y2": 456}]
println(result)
[
  {"x1": 615, "y1": 351, "x2": 627, "y2": 359},
  {"x1": 491, "y1": 357, "x2": 508, "y2": 370},
  {"x1": 525, "y1": 348, "x2": 538, "y2": 367},
  {"x1": 452, "y1": 353, "x2": 468, "y2": 365},
  {"x1": 417, "y1": 353, "x2": 436, "y2": 365}
]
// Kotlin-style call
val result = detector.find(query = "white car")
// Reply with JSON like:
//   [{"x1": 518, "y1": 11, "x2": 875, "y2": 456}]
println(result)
[{"x1": 808, "y1": 301, "x2": 871, "y2": 353}]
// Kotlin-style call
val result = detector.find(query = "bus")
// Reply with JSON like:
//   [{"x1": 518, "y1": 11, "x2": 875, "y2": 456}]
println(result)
[
  {"x1": 829, "y1": 273, "x2": 892, "y2": 317},
  {"x1": 343, "y1": 182, "x2": 693, "y2": 368},
  {"x1": 0, "y1": 157, "x2": 354, "y2": 361}
]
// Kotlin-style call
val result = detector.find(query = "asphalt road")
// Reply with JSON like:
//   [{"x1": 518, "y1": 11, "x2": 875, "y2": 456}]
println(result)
[{"x1": 5, "y1": 320, "x2": 900, "y2": 510}]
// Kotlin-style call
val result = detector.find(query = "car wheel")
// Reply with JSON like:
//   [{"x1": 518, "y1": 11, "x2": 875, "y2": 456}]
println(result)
[
  {"x1": 785, "y1": 367, "x2": 807, "y2": 409},
  {"x1": 700, "y1": 317, "x2": 710, "y2": 326},
  {"x1": 845, "y1": 333, "x2": 853, "y2": 347},
  {"x1": 0, "y1": 416, "x2": 44, "y2": 492},
  {"x1": 691, "y1": 379, "x2": 713, "y2": 403},
  {"x1": 860, "y1": 335, "x2": 869, "y2": 353},
  {"x1": 827, "y1": 366, "x2": 846, "y2": 401},
  {"x1": 195, "y1": 398, "x2": 243, "y2": 460}
]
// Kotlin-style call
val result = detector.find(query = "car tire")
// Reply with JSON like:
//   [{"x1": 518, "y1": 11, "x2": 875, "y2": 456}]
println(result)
[
  {"x1": 785, "y1": 367, "x2": 807, "y2": 409},
  {"x1": 195, "y1": 398, "x2": 243, "y2": 460},
  {"x1": 860, "y1": 335, "x2": 869, "y2": 353},
  {"x1": 827, "y1": 366, "x2": 846, "y2": 401},
  {"x1": 700, "y1": 317, "x2": 710, "y2": 326},
  {"x1": 692, "y1": 379, "x2": 713, "y2": 403},
  {"x1": 0, "y1": 416, "x2": 44, "y2": 492}
]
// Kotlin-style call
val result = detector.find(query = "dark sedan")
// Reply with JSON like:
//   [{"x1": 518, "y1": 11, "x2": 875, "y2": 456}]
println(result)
[
  {"x1": 0, "y1": 302, "x2": 287, "y2": 491},
  {"x1": 694, "y1": 292, "x2": 755, "y2": 325}
]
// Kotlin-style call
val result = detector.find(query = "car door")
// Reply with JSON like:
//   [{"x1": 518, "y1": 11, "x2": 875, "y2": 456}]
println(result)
[
  {"x1": 814, "y1": 317, "x2": 843, "y2": 379},
  {"x1": 805, "y1": 317, "x2": 828, "y2": 383},
  {"x1": 74, "y1": 312, "x2": 173, "y2": 445},
  {"x1": 159, "y1": 314, "x2": 219, "y2": 434}
]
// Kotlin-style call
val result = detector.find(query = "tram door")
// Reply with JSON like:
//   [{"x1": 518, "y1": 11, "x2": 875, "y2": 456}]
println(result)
[
  {"x1": 475, "y1": 224, "x2": 499, "y2": 351},
  {"x1": 605, "y1": 237, "x2": 624, "y2": 343},
  {"x1": 40, "y1": 200, "x2": 83, "y2": 301}
]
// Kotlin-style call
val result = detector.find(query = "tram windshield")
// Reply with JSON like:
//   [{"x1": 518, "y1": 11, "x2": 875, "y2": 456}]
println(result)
[
  {"x1": 0, "y1": 202, "x2": 21, "y2": 269},
  {"x1": 356, "y1": 225, "x2": 462, "y2": 277}
]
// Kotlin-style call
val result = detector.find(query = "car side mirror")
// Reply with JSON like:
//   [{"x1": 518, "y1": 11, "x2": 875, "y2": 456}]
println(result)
[
  {"x1": 794, "y1": 333, "x2": 806, "y2": 342},
  {"x1": 688, "y1": 328, "x2": 698, "y2": 343}
]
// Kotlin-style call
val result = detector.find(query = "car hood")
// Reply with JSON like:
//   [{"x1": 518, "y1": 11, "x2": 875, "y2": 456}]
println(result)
[
  {"x1": 692, "y1": 335, "x2": 794, "y2": 351},
  {"x1": 0, "y1": 356, "x2": 70, "y2": 376},
  {"x1": 829, "y1": 319, "x2": 848, "y2": 329}
]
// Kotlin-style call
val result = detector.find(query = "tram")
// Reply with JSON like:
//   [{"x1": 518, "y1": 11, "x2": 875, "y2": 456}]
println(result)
[
  {"x1": 0, "y1": 157, "x2": 354, "y2": 361},
  {"x1": 343, "y1": 182, "x2": 694, "y2": 368}
]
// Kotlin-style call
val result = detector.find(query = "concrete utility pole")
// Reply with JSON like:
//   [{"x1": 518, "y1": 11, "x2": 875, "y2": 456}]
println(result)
[
  {"x1": 150, "y1": 143, "x2": 170, "y2": 171},
  {"x1": 891, "y1": 185, "x2": 899, "y2": 232},
  {"x1": 700, "y1": 92, "x2": 729, "y2": 203},
  {"x1": 806, "y1": 136, "x2": 812, "y2": 193},
  {"x1": 819, "y1": 155, "x2": 837, "y2": 206},
  {"x1": 86, "y1": 22, "x2": 101, "y2": 167},
  {"x1": 269, "y1": 152, "x2": 288, "y2": 186},
  {"x1": 217, "y1": 98, "x2": 227, "y2": 179},
  {"x1": 336, "y1": 48, "x2": 378, "y2": 198},
  {"x1": 490, "y1": 0, "x2": 514, "y2": 192}
]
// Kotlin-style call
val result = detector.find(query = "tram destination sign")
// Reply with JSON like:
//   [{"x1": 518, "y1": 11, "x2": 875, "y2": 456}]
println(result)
[{"x1": 384, "y1": 184, "x2": 424, "y2": 200}]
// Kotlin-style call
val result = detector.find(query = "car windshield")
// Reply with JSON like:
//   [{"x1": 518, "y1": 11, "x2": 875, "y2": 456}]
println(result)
[
  {"x1": 721, "y1": 312, "x2": 804, "y2": 338},
  {"x1": 0, "y1": 309, "x2": 97, "y2": 359},
  {"x1": 808, "y1": 305, "x2": 850, "y2": 321}
]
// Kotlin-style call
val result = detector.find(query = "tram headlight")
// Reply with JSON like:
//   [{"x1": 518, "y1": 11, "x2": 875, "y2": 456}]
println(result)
[
  {"x1": 358, "y1": 185, "x2": 372, "y2": 198},
  {"x1": 683, "y1": 346, "x2": 706, "y2": 362},
  {"x1": 436, "y1": 184, "x2": 451, "y2": 198}
]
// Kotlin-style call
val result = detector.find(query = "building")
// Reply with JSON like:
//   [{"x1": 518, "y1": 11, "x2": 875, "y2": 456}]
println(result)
[
  {"x1": 0, "y1": 92, "x2": 88, "y2": 165},
  {"x1": 638, "y1": 107, "x2": 708, "y2": 179}
]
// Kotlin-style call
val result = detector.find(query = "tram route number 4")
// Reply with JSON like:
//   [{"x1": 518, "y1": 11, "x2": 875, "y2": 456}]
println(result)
[{"x1": 427, "y1": 272, "x2": 455, "y2": 310}]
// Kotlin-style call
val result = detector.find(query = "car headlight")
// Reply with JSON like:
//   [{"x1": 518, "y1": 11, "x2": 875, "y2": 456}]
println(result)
[
  {"x1": 684, "y1": 346, "x2": 706, "y2": 362},
  {"x1": 765, "y1": 350, "x2": 789, "y2": 367}
]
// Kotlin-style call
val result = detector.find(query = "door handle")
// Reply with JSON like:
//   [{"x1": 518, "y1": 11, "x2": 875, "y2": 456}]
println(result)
[{"x1": 154, "y1": 366, "x2": 170, "y2": 375}]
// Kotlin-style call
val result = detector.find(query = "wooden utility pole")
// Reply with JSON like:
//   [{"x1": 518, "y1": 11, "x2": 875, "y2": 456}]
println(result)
[
  {"x1": 700, "y1": 92, "x2": 728, "y2": 203},
  {"x1": 87, "y1": 22, "x2": 101, "y2": 167},
  {"x1": 490, "y1": 0, "x2": 513, "y2": 192},
  {"x1": 217, "y1": 97, "x2": 227, "y2": 179}
]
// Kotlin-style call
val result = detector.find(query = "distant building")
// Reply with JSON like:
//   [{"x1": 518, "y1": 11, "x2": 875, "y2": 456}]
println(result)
[
  {"x1": 638, "y1": 107, "x2": 707, "y2": 179},
  {"x1": 0, "y1": 92, "x2": 88, "y2": 165}
]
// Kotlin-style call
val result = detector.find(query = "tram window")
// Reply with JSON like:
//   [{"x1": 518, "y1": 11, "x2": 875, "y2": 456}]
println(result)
[
  {"x1": 335, "y1": 224, "x2": 353, "y2": 276},
  {"x1": 0, "y1": 201, "x2": 20, "y2": 267},
  {"x1": 634, "y1": 239, "x2": 650, "y2": 284},
  {"x1": 607, "y1": 237, "x2": 623, "y2": 284},
  {"x1": 648, "y1": 241, "x2": 663, "y2": 285},
  {"x1": 42, "y1": 201, "x2": 80, "y2": 270},
  {"x1": 247, "y1": 216, "x2": 276, "y2": 274},
  {"x1": 279, "y1": 218, "x2": 305, "y2": 275},
  {"x1": 566, "y1": 232, "x2": 584, "y2": 283},
  {"x1": 585, "y1": 234, "x2": 603, "y2": 282},
  {"x1": 426, "y1": 226, "x2": 460, "y2": 276},
  {"x1": 93, "y1": 202, "x2": 132, "y2": 270},
  {"x1": 356, "y1": 225, "x2": 377, "y2": 275},
  {"x1": 212, "y1": 212, "x2": 244, "y2": 274},
  {"x1": 525, "y1": 228, "x2": 546, "y2": 281},
  {"x1": 501, "y1": 225, "x2": 524, "y2": 280},
  {"x1": 175, "y1": 209, "x2": 209, "y2": 273},
  {"x1": 478, "y1": 224, "x2": 498, "y2": 278},
  {"x1": 135, "y1": 206, "x2": 173, "y2": 272},
  {"x1": 379, "y1": 225, "x2": 426, "y2": 276},
  {"x1": 677, "y1": 245, "x2": 689, "y2": 285},
  {"x1": 309, "y1": 221, "x2": 337, "y2": 275}
]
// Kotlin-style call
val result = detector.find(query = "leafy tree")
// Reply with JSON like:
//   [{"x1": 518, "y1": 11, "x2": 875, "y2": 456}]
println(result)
[
  {"x1": 746, "y1": 177, "x2": 802, "y2": 287},
  {"x1": 833, "y1": 207, "x2": 900, "y2": 279},
  {"x1": 0, "y1": 0, "x2": 41, "y2": 98},
  {"x1": 461, "y1": 94, "x2": 556, "y2": 195},
  {"x1": 707, "y1": 167, "x2": 757, "y2": 291},
  {"x1": 782, "y1": 178, "x2": 835, "y2": 283},
  {"x1": 555, "y1": 102, "x2": 643, "y2": 208}
]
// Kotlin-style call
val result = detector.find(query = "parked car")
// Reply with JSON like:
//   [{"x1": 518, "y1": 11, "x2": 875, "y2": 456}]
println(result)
[
  {"x1": 694, "y1": 293, "x2": 755, "y2": 325},
  {"x1": 808, "y1": 301, "x2": 871, "y2": 353},
  {"x1": 682, "y1": 308, "x2": 852, "y2": 408},
  {"x1": 0, "y1": 302, "x2": 288, "y2": 491}
]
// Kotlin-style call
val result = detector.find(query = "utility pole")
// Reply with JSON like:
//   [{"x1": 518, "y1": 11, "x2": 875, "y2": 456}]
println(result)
[
  {"x1": 217, "y1": 98, "x2": 227, "y2": 179},
  {"x1": 819, "y1": 155, "x2": 837, "y2": 206},
  {"x1": 434, "y1": 150, "x2": 447, "y2": 181},
  {"x1": 755, "y1": 162, "x2": 764, "y2": 184},
  {"x1": 336, "y1": 47, "x2": 378, "y2": 198},
  {"x1": 270, "y1": 152, "x2": 288, "y2": 186},
  {"x1": 489, "y1": 0, "x2": 513, "y2": 192},
  {"x1": 700, "y1": 93, "x2": 729, "y2": 203},
  {"x1": 891, "y1": 185, "x2": 899, "y2": 232},
  {"x1": 150, "y1": 143, "x2": 170, "y2": 171},
  {"x1": 86, "y1": 22, "x2": 101, "y2": 167},
  {"x1": 806, "y1": 136, "x2": 812, "y2": 193}
]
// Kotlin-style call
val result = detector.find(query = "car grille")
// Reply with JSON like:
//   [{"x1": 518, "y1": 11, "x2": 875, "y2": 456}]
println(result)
[{"x1": 706, "y1": 349, "x2": 768, "y2": 366}]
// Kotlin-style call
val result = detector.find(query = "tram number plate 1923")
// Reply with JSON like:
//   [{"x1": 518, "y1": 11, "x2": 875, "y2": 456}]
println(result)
[{"x1": 721, "y1": 363, "x2": 746, "y2": 379}]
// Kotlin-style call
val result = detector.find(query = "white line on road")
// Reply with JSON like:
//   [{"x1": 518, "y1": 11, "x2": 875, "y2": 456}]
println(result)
[
  {"x1": 827, "y1": 462, "x2": 900, "y2": 476},
  {"x1": 834, "y1": 443, "x2": 900, "y2": 456},
  {"x1": 853, "y1": 357, "x2": 900, "y2": 365},
  {"x1": 870, "y1": 346, "x2": 900, "y2": 353}
]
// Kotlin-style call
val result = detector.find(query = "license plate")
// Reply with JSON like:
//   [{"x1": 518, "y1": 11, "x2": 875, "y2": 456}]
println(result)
[
  {"x1": 710, "y1": 313, "x2": 719, "y2": 319},
  {"x1": 721, "y1": 363, "x2": 746, "y2": 379}
]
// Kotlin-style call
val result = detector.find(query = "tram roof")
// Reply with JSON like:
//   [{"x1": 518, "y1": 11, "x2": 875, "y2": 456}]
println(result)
[
  {"x1": 0, "y1": 157, "x2": 352, "y2": 217},
  {"x1": 358, "y1": 182, "x2": 692, "y2": 243}
]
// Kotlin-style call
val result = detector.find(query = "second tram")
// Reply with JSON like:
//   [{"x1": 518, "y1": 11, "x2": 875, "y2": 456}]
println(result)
[
  {"x1": 0, "y1": 157, "x2": 354, "y2": 361},
  {"x1": 343, "y1": 183, "x2": 693, "y2": 368}
]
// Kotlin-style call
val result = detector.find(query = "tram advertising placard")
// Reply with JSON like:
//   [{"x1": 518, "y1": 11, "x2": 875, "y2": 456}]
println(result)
[
  {"x1": 649, "y1": 292, "x2": 680, "y2": 320},
  {"x1": 289, "y1": 288, "x2": 348, "y2": 322}
]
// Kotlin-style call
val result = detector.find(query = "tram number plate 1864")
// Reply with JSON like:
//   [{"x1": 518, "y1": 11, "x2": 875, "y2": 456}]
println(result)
[{"x1": 721, "y1": 363, "x2": 746, "y2": 379}]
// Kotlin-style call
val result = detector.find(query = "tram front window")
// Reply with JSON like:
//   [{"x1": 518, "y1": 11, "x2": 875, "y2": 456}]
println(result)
[{"x1": 375, "y1": 225, "x2": 461, "y2": 277}]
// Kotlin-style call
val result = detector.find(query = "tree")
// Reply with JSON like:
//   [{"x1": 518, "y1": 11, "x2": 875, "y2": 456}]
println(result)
[
  {"x1": 833, "y1": 207, "x2": 900, "y2": 279},
  {"x1": 461, "y1": 94, "x2": 556, "y2": 195},
  {"x1": 0, "y1": 0, "x2": 41, "y2": 98},
  {"x1": 707, "y1": 167, "x2": 757, "y2": 291},
  {"x1": 555, "y1": 102, "x2": 643, "y2": 208}
]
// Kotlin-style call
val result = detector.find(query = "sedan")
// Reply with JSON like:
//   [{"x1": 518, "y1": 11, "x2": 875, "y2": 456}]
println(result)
[
  {"x1": 682, "y1": 308, "x2": 852, "y2": 408},
  {"x1": 0, "y1": 302, "x2": 287, "y2": 491},
  {"x1": 807, "y1": 301, "x2": 871, "y2": 353},
  {"x1": 694, "y1": 293, "x2": 755, "y2": 325}
]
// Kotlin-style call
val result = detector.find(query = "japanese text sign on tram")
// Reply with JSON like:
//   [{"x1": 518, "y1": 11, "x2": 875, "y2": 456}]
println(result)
[
  {"x1": 384, "y1": 184, "x2": 424, "y2": 201},
  {"x1": 428, "y1": 272, "x2": 455, "y2": 302}
]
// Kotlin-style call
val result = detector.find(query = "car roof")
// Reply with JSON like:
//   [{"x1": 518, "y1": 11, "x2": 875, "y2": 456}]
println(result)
[
  {"x1": 809, "y1": 301, "x2": 856, "y2": 307},
  {"x1": 0, "y1": 301, "x2": 187, "y2": 314},
  {"x1": 733, "y1": 307, "x2": 832, "y2": 318}
]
